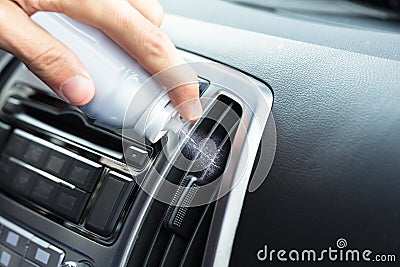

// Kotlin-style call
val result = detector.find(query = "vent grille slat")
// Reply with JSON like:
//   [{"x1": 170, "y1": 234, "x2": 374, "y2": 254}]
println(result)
[
  {"x1": 142, "y1": 220, "x2": 171, "y2": 267},
  {"x1": 159, "y1": 235, "x2": 186, "y2": 267},
  {"x1": 178, "y1": 203, "x2": 214, "y2": 267}
]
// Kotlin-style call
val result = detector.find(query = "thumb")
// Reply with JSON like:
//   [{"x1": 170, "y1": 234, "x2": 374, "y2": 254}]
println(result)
[{"x1": 0, "y1": 3, "x2": 94, "y2": 105}]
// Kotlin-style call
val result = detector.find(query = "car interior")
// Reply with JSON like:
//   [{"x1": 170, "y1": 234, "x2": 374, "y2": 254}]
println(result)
[{"x1": 0, "y1": 0, "x2": 400, "y2": 266}]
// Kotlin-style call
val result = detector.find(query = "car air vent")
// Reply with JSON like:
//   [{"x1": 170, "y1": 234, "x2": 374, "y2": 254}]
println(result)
[
  {"x1": 2, "y1": 91, "x2": 124, "y2": 156},
  {"x1": 128, "y1": 95, "x2": 242, "y2": 267}
]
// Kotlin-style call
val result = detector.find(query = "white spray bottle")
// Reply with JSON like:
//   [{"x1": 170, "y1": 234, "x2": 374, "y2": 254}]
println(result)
[{"x1": 32, "y1": 12, "x2": 183, "y2": 143}]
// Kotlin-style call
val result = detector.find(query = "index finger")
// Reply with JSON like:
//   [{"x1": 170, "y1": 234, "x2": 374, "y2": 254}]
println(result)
[
  {"x1": 95, "y1": 2, "x2": 201, "y2": 121},
  {"x1": 16, "y1": 0, "x2": 202, "y2": 121}
]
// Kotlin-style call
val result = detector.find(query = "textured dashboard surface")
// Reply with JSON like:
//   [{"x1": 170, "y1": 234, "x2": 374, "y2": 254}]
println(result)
[
  {"x1": 161, "y1": 0, "x2": 400, "y2": 61},
  {"x1": 161, "y1": 9, "x2": 400, "y2": 267}
]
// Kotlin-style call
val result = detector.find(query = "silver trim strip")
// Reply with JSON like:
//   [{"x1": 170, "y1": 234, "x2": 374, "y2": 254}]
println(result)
[
  {"x1": 9, "y1": 157, "x2": 76, "y2": 190},
  {"x1": 0, "y1": 216, "x2": 35, "y2": 240},
  {"x1": 128, "y1": 146, "x2": 147, "y2": 154},
  {"x1": 14, "y1": 129, "x2": 102, "y2": 168},
  {"x1": 203, "y1": 76, "x2": 272, "y2": 267},
  {"x1": 14, "y1": 113, "x2": 123, "y2": 160},
  {"x1": 108, "y1": 170, "x2": 133, "y2": 183},
  {"x1": 30, "y1": 236, "x2": 51, "y2": 248}
]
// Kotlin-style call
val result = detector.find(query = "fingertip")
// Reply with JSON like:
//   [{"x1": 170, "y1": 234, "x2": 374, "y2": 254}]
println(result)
[
  {"x1": 175, "y1": 97, "x2": 203, "y2": 122},
  {"x1": 189, "y1": 98, "x2": 203, "y2": 122},
  {"x1": 59, "y1": 75, "x2": 95, "y2": 106},
  {"x1": 167, "y1": 81, "x2": 201, "y2": 121}
]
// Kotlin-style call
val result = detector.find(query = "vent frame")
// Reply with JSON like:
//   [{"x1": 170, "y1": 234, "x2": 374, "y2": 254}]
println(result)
[{"x1": 121, "y1": 52, "x2": 274, "y2": 267}]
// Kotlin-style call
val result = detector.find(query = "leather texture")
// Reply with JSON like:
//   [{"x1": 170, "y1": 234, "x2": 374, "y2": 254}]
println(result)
[{"x1": 162, "y1": 12, "x2": 400, "y2": 267}]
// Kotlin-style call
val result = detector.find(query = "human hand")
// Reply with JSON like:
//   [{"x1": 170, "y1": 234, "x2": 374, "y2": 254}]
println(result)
[{"x1": 0, "y1": 0, "x2": 201, "y2": 121}]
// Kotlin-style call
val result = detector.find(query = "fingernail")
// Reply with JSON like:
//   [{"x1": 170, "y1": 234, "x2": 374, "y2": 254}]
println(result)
[
  {"x1": 189, "y1": 99, "x2": 203, "y2": 122},
  {"x1": 60, "y1": 75, "x2": 94, "y2": 105}
]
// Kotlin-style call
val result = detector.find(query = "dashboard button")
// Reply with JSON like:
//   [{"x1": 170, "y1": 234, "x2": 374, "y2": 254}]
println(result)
[
  {"x1": 125, "y1": 145, "x2": 149, "y2": 169},
  {"x1": 10, "y1": 168, "x2": 37, "y2": 196},
  {"x1": 4, "y1": 134, "x2": 29, "y2": 159},
  {"x1": 0, "y1": 245, "x2": 21, "y2": 267},
  {"x1": 23, "y1": 142, "x2": 49, "y2": 168},
  {"x1": 85, "y1": 172, "x2": 134, "y2": 236},
  {"x1": 0, "y1": 228, "x2": 29, "y2": 256},
  {"x1": 25, "y1": 242, "x2": 63, "y2": 267},
  {"x1": 43, "y1": 151, "x2": 72, "y2": 178},
  {"x1": 65, "y1": 160, "x2": 101, "y2": 192},
  {"x1": 30, "y1": 178, "x2": 59, "y2": 207},
  {"x1": 0, "y1": 157, "x2": 16, "y2": 189},
  {"x1": 53, "y1": 187, "x2": 89, "y2": 223}
]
